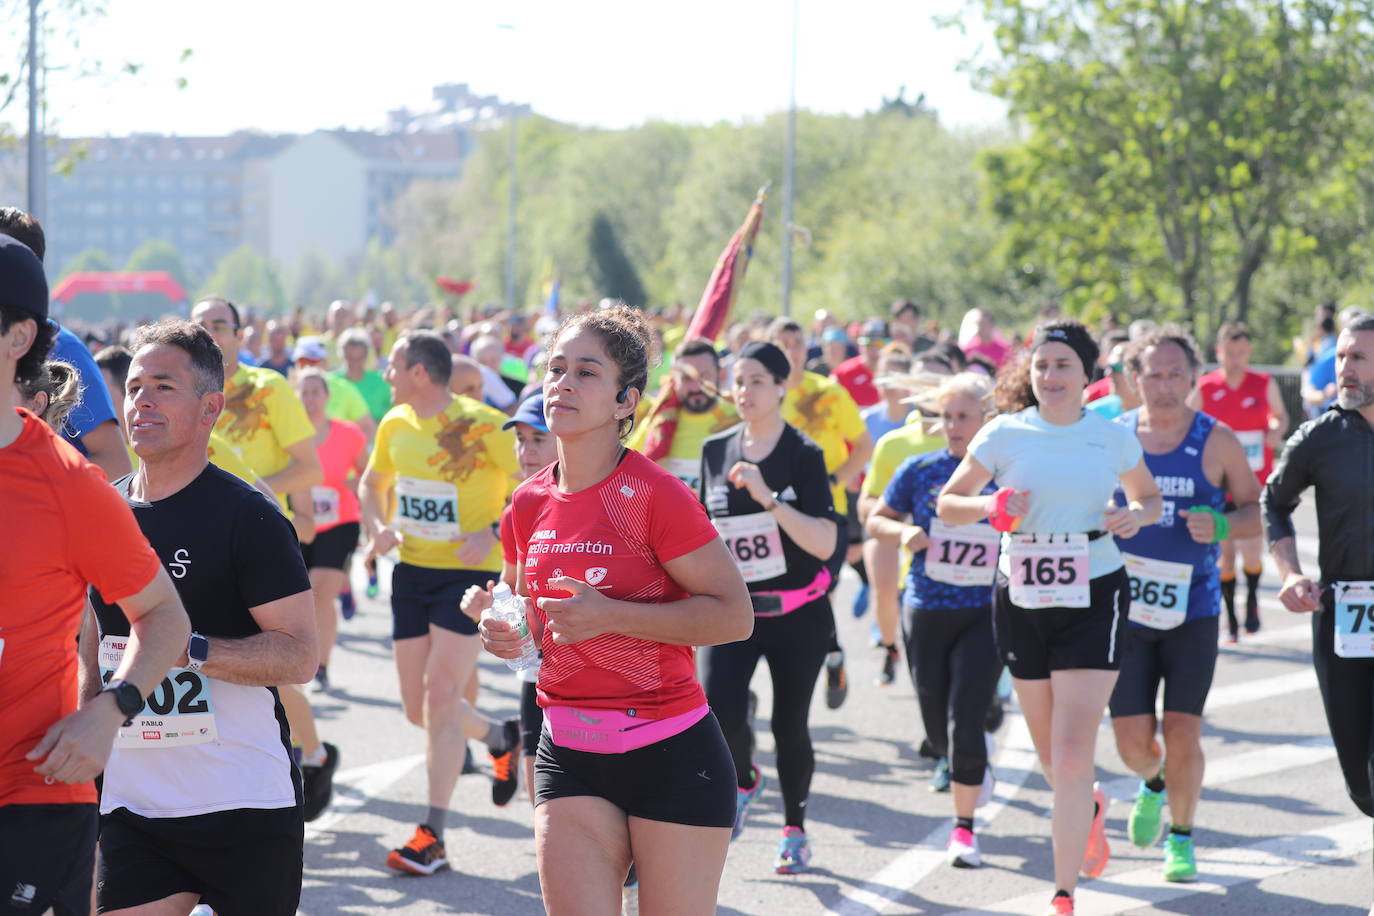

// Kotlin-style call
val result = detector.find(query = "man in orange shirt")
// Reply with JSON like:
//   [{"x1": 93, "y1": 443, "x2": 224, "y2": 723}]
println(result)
[{"x1": 0, "y1": 235, "x2": 189, "y2": 916}]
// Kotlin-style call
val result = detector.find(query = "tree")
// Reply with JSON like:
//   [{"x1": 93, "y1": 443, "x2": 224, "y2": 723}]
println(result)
[
  {"x1": 588, "y1": 212, "x2": 647, "y2": 308},
  {"x1": 970, "y1": 0, "x2": 1374, "y2": 343},
  {"x1": 199, "y1": 245, "x2": 284, "y2": 312}
]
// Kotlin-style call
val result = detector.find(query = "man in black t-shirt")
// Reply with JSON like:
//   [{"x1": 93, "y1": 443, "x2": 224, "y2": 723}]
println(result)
[{"x1": 79, "y1": 320, "x2": 317, "y2": 916}]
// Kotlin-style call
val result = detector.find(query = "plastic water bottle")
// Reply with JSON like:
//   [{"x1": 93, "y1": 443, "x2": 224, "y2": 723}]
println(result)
[{"x1": 491, "y1": 583, "x2": 538, "y2": 672}]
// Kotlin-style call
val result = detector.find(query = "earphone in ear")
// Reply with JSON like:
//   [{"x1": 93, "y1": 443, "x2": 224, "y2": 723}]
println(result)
[{"x1": 616, "y1": 387, "x2": 631, "y2": 404}]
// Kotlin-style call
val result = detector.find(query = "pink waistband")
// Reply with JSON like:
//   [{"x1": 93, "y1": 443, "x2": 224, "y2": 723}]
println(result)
[
  {"x1": 751, "y1": 567, "x2": 833, "y2": 617},
  {"x1": 545, "y1": 703, "x2": 709, "y2": 754}
]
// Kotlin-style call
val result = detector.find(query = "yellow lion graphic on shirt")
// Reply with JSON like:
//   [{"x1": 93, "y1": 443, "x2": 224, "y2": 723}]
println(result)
[
  {"x1": 429, "y1": 414, "x2": 495, "y2": 482},
  {"x1": 219, "y1": 384, "x2": 272, "y2": 443}
]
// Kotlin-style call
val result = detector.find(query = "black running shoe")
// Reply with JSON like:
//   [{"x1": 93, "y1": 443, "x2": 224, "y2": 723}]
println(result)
[
  {"x1": 301, "y1": 741, "x2": 339, "y2": 822},
  {"x1": 824, "y1": 650, "x2": 848, "y2": 709},
  {"x1": 489, "y1": 719, "x2": 521, "y2": 807},
  {"x1": 386, "y1": 824, "x2": 448, "y2": 875},
  {"x1": 876, "y1": 644, "x2": 899, "y2": 687}
]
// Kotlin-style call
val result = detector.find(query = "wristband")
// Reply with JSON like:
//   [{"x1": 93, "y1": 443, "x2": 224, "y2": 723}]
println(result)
[
  {"x1": 988, "y1": 487, "x2": 1022, "y2": 533},
  {"x1": 1191, "y1": 505, "x2": 1230, "y2": 543}
]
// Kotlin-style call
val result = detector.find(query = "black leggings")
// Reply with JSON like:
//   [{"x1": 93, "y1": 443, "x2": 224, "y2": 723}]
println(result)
[
  {"x1": 902, "y1": 602, "x2": 1001, "y2": 787},
  {"x1": 700, "y1": 597, "x2": 834, "y2": 829},
  {"x1": 1312, "y1": 601, "x2": 1374, "y2": 818}
]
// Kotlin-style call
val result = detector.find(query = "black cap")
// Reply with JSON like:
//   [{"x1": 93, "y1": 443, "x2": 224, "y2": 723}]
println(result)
[{"x1": 0, "y1": 235, "x2": 48, "y2": 321}]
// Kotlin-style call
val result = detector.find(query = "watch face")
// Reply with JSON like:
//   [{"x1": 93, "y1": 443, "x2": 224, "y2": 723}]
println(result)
[
  {"x1": 113, "y1": 682, "x2": 144, "y2": 716},
  {"x1": 189, "y1": 634, "x2": 209, "y2": 662}
]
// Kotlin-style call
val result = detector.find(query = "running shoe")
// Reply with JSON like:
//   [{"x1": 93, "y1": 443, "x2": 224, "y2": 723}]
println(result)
[
  {"x1": 1081, "y1": 783, "x2": 1110, "y2": 879},
  {"x1": 732, "y1": 766, "x2": 767, "y2": 841},
  {"x1": 301, "y1": 741, "x2": 340, "y2": 822},
  {"x1": 946, "y1": 826, "x2": 981, "y2": 868},
  {"x1": 824, "y1": 650, "x2": 848, "y2": 709},
  {"x1": 489, "y1": 719, "x2": 521, "y2": 807},
  {"x1": 774, "y1": 826, "x2": 811, "y2": 874},
  {"x1": 365, "y1": 557, "x2": 380, "y2": 599},
  {"x1": 386, "y1": 824, "x2": 449, "y2": 875},
  {"x1": 1043, "y1": 895, "x2": 1074, "y2": 915},
  {"x1": 339, "y1": 588, "x2": 356, "y2": 620},
  {"x1": 1162, "y1": 832, "x2": 1198, "y2": 882},
  {"x1": 875, "y1": 644, "x2": 899, "y2": 687},
  {"x1": 1128, "y1": 783, "x2": 1167, "y2": 848},
  {"x1": 852, "y1": 582, "x2": 869, "y2": 618},
  {"x1": 930, "y1": 757, "x2": 951, "y2": 793},
  {"x1": 313, "y1": 665, "x2": 330, "y2": 693},
  {"x1": 1244, "y1": 591, "x2": 1261, "y2": 634}
]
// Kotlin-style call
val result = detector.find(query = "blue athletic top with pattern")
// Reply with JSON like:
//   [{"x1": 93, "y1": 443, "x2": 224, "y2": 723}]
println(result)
[
  {"x1": 884, "y1": 448, "x2": 997, "y2": 611},
  {"x1": 1112, "y1": 409, "x2": 1225, "y2": 623}
]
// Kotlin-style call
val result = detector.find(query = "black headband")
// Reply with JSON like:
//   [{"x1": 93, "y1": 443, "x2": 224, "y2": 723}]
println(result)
[
  {"x1": 1030, "y1": 326, "x2": 1096, "y2": 379},
  {"x1": 737, "y1": 341, "x2": 792, "y2": 384}
]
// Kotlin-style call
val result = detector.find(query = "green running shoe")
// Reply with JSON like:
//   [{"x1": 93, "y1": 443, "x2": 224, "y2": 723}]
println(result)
[
  {"x1": 1162, "y1": 832, "x2": 1197, "y2": 882},
  {"x1": 1128, "y1": 783, "x2": 1166, "y2": 848}
]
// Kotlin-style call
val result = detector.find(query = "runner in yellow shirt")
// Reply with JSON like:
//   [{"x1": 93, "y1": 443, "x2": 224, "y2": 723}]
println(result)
[
  {"x1": 630, "y1": 338, "x2": 739, "y2": 492},
  {"x1": 359, "y1": 329, "x2": 523, "y2": 876},
  {"x1": 769, "y1": 318, "x2": 873, "y2": 710}
]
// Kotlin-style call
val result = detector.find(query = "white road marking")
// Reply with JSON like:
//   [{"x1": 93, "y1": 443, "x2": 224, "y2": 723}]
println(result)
[
  {"x1": 824, "y1": 716, "x2": 1039, "y2": 916},
  {"x1": 945, "y1": 817, "x2": 1372, "y2": 916},
  {"x1": 1100, "y1": 735, "x2": 1335, "y2": 802},
  {"x1": 305, "y1": 753, "x2": 425, "y2": 837}
]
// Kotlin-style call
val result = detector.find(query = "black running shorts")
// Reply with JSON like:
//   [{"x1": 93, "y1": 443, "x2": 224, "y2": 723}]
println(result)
[
  {"x1": 0, "y1": 802, "x2": 96, "y2": 916},
  {"x1": 1109, "y1": 614, "x2": 1220, "y2": 718},
  {"x1": 97, "y1": 805, "x2": 303, "y2": 916},
  {"x1": 534, "y1": 711, "x2": 736, "y2": 828},
  {"x1": 390, "y1": 563, "x2": 485, "y2": 639},
  {"x1": 300, "y1": 521, "x2": 360, "y2": 572},
  {"x1": 992, "y1": 567, "x2": 1129, "y2": 680}
]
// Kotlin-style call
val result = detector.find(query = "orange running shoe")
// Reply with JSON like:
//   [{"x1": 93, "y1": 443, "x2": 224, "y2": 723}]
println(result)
[
  {"x1": 1081, "y1": 783, "x2": 1110, "y2": 879},
  {"x1": 386, "y1": 824, "x2": 448, "y2": 875},
  {"x1": 489, "y1": 718, "x2": 521, "y2": 806},
  {"x1": 1043, "y1": 893, "x2": 1074, "y2": 915}
]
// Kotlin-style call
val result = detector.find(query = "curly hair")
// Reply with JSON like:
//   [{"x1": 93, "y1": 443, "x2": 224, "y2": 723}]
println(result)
[
  {"x1": 18, "y1": 359, "x2": 81, "y2": 432},
  {"x1": 996, "y1": 318, "x2": 1099, "y2": 413},
  {"x1": 549, "y1": 304, "x2": 658, "y2": 438}
]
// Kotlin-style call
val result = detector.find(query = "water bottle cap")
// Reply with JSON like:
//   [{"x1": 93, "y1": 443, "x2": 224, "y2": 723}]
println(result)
[{"x1": 492, "y1": 582, "x2": 513, "y2": 600}]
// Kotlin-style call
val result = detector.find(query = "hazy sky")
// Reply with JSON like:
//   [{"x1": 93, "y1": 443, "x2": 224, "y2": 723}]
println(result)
[{"x1": 13, "y1": 0, "x2": 1006, "y2": 137}]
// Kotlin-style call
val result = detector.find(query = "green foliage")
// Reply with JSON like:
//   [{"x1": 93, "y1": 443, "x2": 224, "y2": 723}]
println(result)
[
  {"x1": 971, "y1": 0, "x2": 1374, "y2": 357},
  {"x1": 588, "y1": 212, "x2": 646, "y2": 307},
  {"x1": 198, "y1": 244, "x2": 284, "y2": 312}
]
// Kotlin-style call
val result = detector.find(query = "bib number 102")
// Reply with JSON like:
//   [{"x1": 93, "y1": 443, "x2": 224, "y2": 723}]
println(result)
[
  {"x1": 1018, "y1": 556, "x2": 1077, "y2": 585},
  {"x1": 101, "y1": 667, "x2": 208, "y2": 716}
]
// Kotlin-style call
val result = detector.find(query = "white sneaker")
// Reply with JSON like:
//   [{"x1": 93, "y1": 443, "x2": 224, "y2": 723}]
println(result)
[
  {"x1": 947, "y1": 826, "x2": 982, "y2": 868},
  {"x1": 621, "y1": 884, "x2": 639, "y2": 916}
]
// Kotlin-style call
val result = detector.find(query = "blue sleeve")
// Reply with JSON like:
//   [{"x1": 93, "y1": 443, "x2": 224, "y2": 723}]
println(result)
[
  {"x1": 1308, "y1": 353, "x2": 1335, "y2": 390},
  {"x1": 51, "y1": 323, "x2": 117, "y2": 447},
  {"x1": 882, "y1": 457, "x2": 921, "y2": 515},
  {"x1": 238, "y1": 349, "x2": 259, "y2": 367}
]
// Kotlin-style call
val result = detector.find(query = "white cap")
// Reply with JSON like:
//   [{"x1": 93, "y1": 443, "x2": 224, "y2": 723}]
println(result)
[{"x1": 492, "y1": 582, "x2": 513, "y2": 600}]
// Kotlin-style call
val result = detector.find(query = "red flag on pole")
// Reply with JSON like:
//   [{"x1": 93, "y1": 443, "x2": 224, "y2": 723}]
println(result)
[
  {"x1": 684, "y1": 183, "x2": 769, "y2": 343},
  {"x1": 643, "y1": 185, "x2": 768, "y2": 461}
]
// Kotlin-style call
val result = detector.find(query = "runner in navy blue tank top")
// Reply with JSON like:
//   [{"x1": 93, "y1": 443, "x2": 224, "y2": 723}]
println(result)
[{"x1": 1108, "y1": 327, "x2": 1260, "y2": 883}]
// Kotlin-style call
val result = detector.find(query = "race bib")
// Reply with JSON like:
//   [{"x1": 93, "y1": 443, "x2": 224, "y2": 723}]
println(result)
[
  {"x1": 1334, "y1": 581, "x2": 1374, "y2": 659},
  {"x1": 395, "y1": 476, "x2": 460, "y2": 540},
  {"x1": 1235, "y1": 430, "x2": 1265, "y2": 472},
  {"x1": 1123, "y1": 552, "x2": 1192, "y2": 630},
  {"x1": 99, "y1": 635, "x2": 216, "y2": 748},
  {"x1": 1007, "y1": 534, "x2": 1090, "y2": 608},
  {"x1": 311, "y1": 486, "x2": 340, "y2": 528},
  {"x1": 664, "y1": 458, "x2": 701, "y2": 492},
  {"x1": 714, "y1": 512, "x2": 786, "y2": 583},
  {"x1": 925, "y1": 519, "x2": 999, "y2": 587}
]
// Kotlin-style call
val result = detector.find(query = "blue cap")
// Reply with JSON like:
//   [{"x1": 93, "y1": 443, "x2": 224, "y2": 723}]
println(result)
[
  {"x1": 822, "y1": 326, "x2": 847, "y2": 344},
  {"x1": 502, "y1": 394, "x2": 548, "y2": 432},
  {"x1": 0, "y1": 235, "x2": 48, "y2": 320}
]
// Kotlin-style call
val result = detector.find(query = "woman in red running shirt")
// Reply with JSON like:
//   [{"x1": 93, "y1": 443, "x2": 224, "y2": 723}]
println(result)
[{"x1": 480, "y1": 305, "x2": 751, "y2": 916}]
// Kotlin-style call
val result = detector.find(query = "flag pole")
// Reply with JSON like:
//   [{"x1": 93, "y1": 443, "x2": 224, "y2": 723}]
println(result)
[{"x1": 780, "y1": 0, "x2": 798, "y2": 317}]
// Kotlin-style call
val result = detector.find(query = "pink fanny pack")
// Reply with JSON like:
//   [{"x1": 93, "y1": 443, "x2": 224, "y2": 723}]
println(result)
[
  {"x1": 545, "y1": 703, "x2": 709, "y2": 754},
  {"x1": 750, "y1": 567, "x2": 833, "y2": 617}
]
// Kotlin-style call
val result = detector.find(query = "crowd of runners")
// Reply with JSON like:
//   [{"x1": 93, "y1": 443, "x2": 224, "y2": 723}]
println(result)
[{"x1": 3, "y1": 197, "x2": 1374, "y2": 916}]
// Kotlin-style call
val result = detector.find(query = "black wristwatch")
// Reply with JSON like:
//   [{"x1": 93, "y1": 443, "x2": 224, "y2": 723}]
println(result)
[
  {"x1": 101, "y1": 679, "x2": 144, "y2": 725},
  {"x1": 186, "y1": 632, "x2": 209, "y2": 673}
]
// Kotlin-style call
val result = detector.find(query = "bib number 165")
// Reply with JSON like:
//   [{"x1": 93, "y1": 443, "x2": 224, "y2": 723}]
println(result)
[{"x1": 1018, "y1": 556, "x2": 1077, "y2": 586}]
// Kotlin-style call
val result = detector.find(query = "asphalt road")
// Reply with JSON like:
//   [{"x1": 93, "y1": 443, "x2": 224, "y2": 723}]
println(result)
[{"x1": 299, "y1": 500, "x2": 1371, "y2": 915}]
